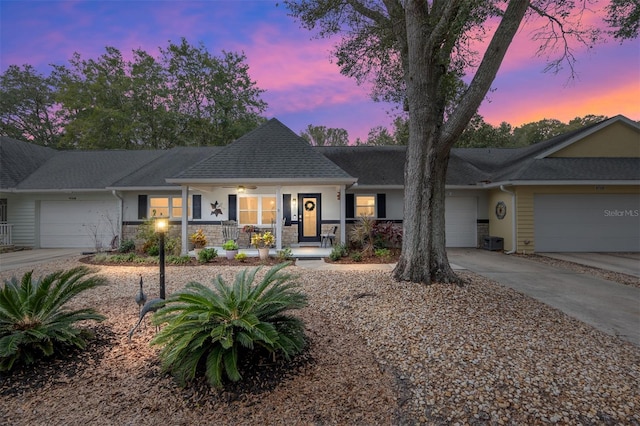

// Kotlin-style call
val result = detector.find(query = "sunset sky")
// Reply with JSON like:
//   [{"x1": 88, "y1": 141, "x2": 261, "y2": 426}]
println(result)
[{"x1": 1, "y1": 1, "x2": 638, "y2": 143}]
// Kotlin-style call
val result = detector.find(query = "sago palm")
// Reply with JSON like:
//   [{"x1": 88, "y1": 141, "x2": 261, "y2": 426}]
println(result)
[
  {"x1": 0, "y1": 266, "x2": 107, "y2": 372},
  {"x1": 151, "y1": 262, "x2": 308, "y2": 388}
]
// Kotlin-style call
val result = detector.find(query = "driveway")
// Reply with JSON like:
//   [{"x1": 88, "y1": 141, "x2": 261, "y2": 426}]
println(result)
[
  {"x1": 0, "y1": 248, "x2": 83, "y2": 273},
  {"x1": 448, "y1": 248, "x2": 640, "y2": 346}
]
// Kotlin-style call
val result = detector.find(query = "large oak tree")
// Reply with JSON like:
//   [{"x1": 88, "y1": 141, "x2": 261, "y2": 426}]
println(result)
[{"x1": 285, "y1": 0, "x2": 613, "y2": 284}]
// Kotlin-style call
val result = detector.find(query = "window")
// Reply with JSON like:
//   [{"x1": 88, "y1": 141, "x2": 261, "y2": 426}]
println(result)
[
  {"x1": 355, "y1": 195, "x2": 376, "y2": 217},
  {"x1": 239, "y1": 195, "x2": 276, "y2": 225},
  {"x1": 149, "y1": 196, "x2": 189, "y2": 219}
]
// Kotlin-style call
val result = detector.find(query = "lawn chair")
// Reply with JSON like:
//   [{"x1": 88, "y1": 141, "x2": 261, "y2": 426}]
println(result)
[
  {"x1": 321, "y1": 226, "x2": 338, "y2": 248},
  {"x1": 222, "y1": 220, "x2": 239, "y2": 243}
]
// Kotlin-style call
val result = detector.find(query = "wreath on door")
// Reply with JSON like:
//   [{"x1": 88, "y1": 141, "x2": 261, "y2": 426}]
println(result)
[{"x1": 304, "y1": 200, "x2": 315, "y2": 211}]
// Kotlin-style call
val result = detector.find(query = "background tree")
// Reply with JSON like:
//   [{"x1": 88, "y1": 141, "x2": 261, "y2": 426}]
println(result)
[
  {"x1": 286, "y1": 0, "x2": 609, "y2": 284},
  {"x1": 160, "y1": 38, "x2": 267, "y2": 146},
  {"x1": 300, "y1": 124, "x2": 350, "y2": 145},
  {"x1": 0, "y1": 64, "x2": 61, "y2": 147},
  {"x1": 606, "y1": 0, "x2": 640, "y2": 40},
  {"x1": 3, "y1": 39, "x2": 267, "y2": 149},
  {"x1": 52, "y1": 47, "x2": 136, "y2": 149}
]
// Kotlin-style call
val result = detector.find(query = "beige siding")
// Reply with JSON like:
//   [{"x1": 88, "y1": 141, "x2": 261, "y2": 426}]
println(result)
[
  {"x1": 551, "y1": 122, "x2": 640, "y2": 158},
  {"x1": 488, "y1": 189, "x2": 514, "y2": 251},
  {"x1": 513, "y1": 185, "x2": 639, "y2": 253}
]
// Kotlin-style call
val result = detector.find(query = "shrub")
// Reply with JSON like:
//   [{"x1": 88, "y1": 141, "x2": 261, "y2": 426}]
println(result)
[
  {"x1": 373, "y1": 221, "x2": 403, "y2": 248},
  {"x1": 329, "y1": 243, "x2": 348, "y2": 261},
  {"x1": 349, "y1": 216, "x2": 376, "y2": 256},
  {"x1": 234, "y1": 252, "x2": 248, "y2": 262},
  {"x1": 222, "y1": 240, "x2": 239, "y2": 251},
  {"x1": 277, "y1": 247, "x2": 293, "y2": 261},
  {"x1": 150, "y1": 262, "x2": 308, "y2": 388},
  {"x1": 0, "y1": 267, "x2": 107, "y2": 372},
  {"x1": 167, "y1": 255, "x2": 192, "y2": 265},
  {"x1": 190, "y1": 229, "x2": 207, "y2": 248},
  {"x1": 198, "y1": 248, "x2": 218, "y2": 263},
  {"x1": 118, "y1": 239, "x2": 136, "y2": 253},
  {"x1": 374, "y1": 248, "x2": 391, "y2": 259},
  {"x1": 350, "y1": 252, "x2": 363, "y2": 262}
]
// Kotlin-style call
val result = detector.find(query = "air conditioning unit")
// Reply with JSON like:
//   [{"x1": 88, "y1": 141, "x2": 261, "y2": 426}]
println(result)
[{"x1": 483, "y1": 236, "x2": 504, "y2": 251}]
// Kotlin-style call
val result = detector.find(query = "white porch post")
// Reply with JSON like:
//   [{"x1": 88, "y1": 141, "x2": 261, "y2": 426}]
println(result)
[
  {"x1": 276, "y1": 186, "x2": 282, "y2": 250},
  {"x1": 181, "y1": 186, "x2": 189, "y2": 255},
  {"x1": 340, "y1": 185, "x2": 346, "y2": 245}
]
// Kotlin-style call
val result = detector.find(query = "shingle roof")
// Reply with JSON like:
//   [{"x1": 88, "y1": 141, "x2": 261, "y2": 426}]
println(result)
[
  {"x1": 169, "y1": 119, "x2": 356, "y2": 184},
  {"x1": 3, "y1": 116, "x2": 637, "y2": 191},
  {"x1": 317, "y1": 146, "x2": 405, "y2": 186},
  {"x1": 110, "y1": 146, "x2": 222, "y2": 188},
  {"x1": 0, "y1": 136, "x2": 56, "y2": 189},
  {"x1": 15, "y1": 149, "x2": 165, "y2": 190}
]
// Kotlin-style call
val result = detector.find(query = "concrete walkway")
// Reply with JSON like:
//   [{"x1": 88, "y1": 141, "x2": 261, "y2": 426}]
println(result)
[{"x1": 448, "y1": 248, "x2": 640, "y2": 346}]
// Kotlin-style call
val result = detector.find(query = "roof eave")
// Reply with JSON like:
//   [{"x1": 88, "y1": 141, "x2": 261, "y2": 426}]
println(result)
[
  {"x1": 483, "y1": 179, "x2": 640, "y2": 188},
  {"x1": 166, "y1": 177, "x2": 358, "y2": 186}
]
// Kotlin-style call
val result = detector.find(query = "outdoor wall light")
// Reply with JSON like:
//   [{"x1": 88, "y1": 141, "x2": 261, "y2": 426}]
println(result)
[{"x1": 238, "y1": 185, "x2": 246, "y2": 193}]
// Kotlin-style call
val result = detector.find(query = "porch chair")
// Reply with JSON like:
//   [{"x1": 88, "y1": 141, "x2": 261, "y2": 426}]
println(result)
[
  {"x1": 321, "y1": 226, "x2": 338, "y2": 248},
  {"x1": 222, "y1": 220, "x2": 239, "y2": 243}
]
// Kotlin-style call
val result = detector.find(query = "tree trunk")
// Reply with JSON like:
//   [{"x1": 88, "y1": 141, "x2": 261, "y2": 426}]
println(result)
[
  {"x1": 393, "y1": 3, "x2": 461, "y2": 285},
  {"x1": 392, "y1": 130, "x2": 460, "y2": 285}
]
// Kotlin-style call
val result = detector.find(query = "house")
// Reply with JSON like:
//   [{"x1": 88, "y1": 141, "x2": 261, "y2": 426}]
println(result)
[{"x1": 1, "y1": 115, "x2": 638, "y2": 253}]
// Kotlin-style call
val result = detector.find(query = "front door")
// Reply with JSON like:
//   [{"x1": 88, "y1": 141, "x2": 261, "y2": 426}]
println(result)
[{"x1": 298, "y1": 194, "x2": 321, "y2": 243}]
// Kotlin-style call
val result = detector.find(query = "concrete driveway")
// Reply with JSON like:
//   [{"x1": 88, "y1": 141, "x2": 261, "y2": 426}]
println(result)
[
  {"x1": 448, "y1": 248, "x2": 640, "y2": 346},
  {"x1": 0, "y1": 248, "x2": 84, "y2": 273}
]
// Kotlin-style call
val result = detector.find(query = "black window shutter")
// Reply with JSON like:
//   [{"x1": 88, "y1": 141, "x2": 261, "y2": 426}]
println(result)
[
  {"x1": 138, "y1": 195, "x2": 147, "y2": 219},
  {"x1": 228, "y1": 194, "x2": 237, "y2": 221},
  {"x1": 377, "y1": 193, "x2": 386, "y2": 218},
  {"x1": 283, "y1": 194, "x2": 291, "y2": 225},
  {"x1": 192, "y1": 194, "x2": 201, "y2": 219},
  {"x1": 346, "y1": 194, "x2": 355, "y2": 218}
]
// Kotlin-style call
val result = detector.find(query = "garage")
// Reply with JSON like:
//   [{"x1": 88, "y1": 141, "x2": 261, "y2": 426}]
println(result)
[
  {"x1": 445, "y1": 197, "x2": 477, "y2": 247},
  {"x1": 534, "y1": 194, "x2": 640, "y2": 252},
  {"x1": 40, "y1": 200, "x2": 119, "y2": 249}
]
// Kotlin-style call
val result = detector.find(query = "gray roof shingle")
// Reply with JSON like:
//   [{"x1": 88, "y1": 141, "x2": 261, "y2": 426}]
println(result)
[
  {"x1": 0, "y1": 137, "x2": 56, "y2": 189},
  {"x1": 15, "y1": 149, "x2": 165, "y2": 190},
  {"x1": 170, "y1": 119, "x2": 356, "y2": 184}
]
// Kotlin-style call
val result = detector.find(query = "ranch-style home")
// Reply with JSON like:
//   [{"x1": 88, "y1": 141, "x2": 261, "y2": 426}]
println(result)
[{"x1": 1, "y1": 115, "x2": 638, "y2": 254}]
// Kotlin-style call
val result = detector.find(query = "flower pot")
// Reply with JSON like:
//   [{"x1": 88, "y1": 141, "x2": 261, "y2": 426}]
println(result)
[
  {"x1": 258, "y1": 247, "x2": 269, "y2": 260},
  {"x1": 225, "y1": 249, "x2": 238, "y2": 260},
  {"x1": 194, "y1": 248, "x2": 203, "y2": 256}
]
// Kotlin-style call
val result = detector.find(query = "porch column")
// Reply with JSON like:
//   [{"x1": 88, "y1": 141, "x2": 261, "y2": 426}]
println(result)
[
  {"x1": 276, "y1": 186, "x2": 282, "y2": 250},
  {"x1": 340, "y1": 185, "x2": 346, "y2": 245},
  {"x1": 181, "y1": 186, "x2": 189, "y2": 255}
]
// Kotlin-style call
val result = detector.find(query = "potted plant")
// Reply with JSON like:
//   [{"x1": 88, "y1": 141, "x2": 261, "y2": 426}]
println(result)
[
  {"x1": 190, "y1": 229, "x2": 207, "y2": 254},
  {"x1": 222, "y1": 239, "x2": 239, "y2": 259},
  {"x1": 251, "y1": 231, "x2": 275, "y2": 260}
]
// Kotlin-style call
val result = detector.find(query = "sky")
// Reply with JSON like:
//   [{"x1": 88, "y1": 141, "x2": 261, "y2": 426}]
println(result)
[{"x1": 1, "y1": 0, "x2": 638, "y2": 143}]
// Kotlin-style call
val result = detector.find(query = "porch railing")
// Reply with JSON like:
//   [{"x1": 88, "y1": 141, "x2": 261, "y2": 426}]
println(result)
[{"x1": 0, "y1": 222, "x2": 13, "y2": 246}]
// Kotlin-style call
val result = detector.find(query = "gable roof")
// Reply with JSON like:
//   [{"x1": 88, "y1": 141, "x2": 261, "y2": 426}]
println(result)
[
  {"x1": 0, "y1": 136, "x2": 56, "y2": 189},
  {"x1": 168, "y1": 118, "x2": 356, "y2": 185}
]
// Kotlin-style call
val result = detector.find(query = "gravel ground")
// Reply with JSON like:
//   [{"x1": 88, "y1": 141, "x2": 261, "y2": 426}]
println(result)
[{"x1": 1, "y1": 256, "x2": 639, "y2": 425}]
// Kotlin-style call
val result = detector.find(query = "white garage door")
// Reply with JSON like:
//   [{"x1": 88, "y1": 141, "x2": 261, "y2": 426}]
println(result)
[
  {"x1": 40, "y1": 200, "x2": 118, "y2": 249},
  {"x1": 535, "y1": 194, "x2": 640, "y2": 252},
  {"x1": 445, "y1": 197, "x2": 477, "y2": 247}
]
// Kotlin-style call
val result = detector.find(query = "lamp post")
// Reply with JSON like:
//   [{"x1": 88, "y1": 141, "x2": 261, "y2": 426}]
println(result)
[{"x1": 155, "y1": 217, "x2": 168, "y2": 299}]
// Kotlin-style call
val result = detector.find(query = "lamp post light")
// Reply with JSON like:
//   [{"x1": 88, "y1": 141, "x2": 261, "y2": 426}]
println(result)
[{"x1": 155, "y1": 217, "x2": 168, "y2": 299}]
